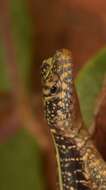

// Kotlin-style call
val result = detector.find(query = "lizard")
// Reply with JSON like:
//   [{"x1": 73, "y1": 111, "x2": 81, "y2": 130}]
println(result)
[{"x1": 41, "y1": 49, "x2": 106, "y2": 190}]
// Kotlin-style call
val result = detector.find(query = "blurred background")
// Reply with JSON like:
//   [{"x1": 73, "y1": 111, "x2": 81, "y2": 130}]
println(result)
[{"x1": 0, "y1": 0, "x2": 106, "y2": 190}]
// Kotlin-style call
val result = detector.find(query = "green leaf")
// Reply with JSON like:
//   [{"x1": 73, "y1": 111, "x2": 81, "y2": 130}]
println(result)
[
  {"x1": 10, "y1": 0, "x2": 32, "y2": 87},
  {"x1": 0, "y1": 128, "x2": 45, "y2": 190},
  {"x1": 75, "y1": 48, "x2": 106, "y2": 128},
  {"x1": 0, "y1": 0, "x2": 32, "y2": 91}
]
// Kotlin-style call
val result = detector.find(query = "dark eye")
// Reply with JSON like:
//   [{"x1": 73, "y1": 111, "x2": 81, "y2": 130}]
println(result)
[{"x1": 50, "y1": 85, "x2": 57, "y2": 94}]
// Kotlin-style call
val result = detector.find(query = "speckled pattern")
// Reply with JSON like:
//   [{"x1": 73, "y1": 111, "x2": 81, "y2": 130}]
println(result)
[
  {"x1": 54, "y1": 132, "x2": 91, "y2": 190},
  {"x1": 41, "y1": 49, "x2": 73, "y2": 128},
  {"x1": 41, "y1": 49, "x2": 91, "y2": 189}
]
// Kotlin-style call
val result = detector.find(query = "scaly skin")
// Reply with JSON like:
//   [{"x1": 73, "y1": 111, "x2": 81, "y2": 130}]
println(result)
[{"x1": 41, "y1": 49, "x2": 106, "y2": 190}]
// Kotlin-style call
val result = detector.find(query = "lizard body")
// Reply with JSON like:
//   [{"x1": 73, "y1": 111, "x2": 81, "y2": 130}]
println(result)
[{"x1": 41, "y1": 49, "x2": 106, "y2": 190}]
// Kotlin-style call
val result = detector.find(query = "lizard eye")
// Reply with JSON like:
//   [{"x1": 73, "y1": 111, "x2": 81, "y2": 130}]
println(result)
[{"x1": 50, "y1": 85, "x2": 57, "y2": 94}]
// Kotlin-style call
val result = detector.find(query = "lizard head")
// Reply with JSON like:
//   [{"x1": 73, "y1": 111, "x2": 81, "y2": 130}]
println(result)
[{"x1": 41, "y1": 49, "x2": 73, "y2": 129}]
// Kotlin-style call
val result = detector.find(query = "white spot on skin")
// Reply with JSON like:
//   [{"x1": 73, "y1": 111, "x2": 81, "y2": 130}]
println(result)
[
  {"x1": 68, "y1": 145, "x2": 76, "y2": 149},
  {"x1": 67, "y1": 178, "x2": 71, "y2": 181},
  {"x1": 65, "y1": 163, "x2": 70, "y2": 168},
  {"x1": 67, "y1": 172, "x2": 72, "y2": 177},
  {"x1": 62, "y1": 145, "x2": 66, "y2": 149}
]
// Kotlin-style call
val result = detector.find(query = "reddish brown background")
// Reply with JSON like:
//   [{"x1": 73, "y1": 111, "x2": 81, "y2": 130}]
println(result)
[{"x1": 29, "y1": 0, "x2": 106, "y2": 92}]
